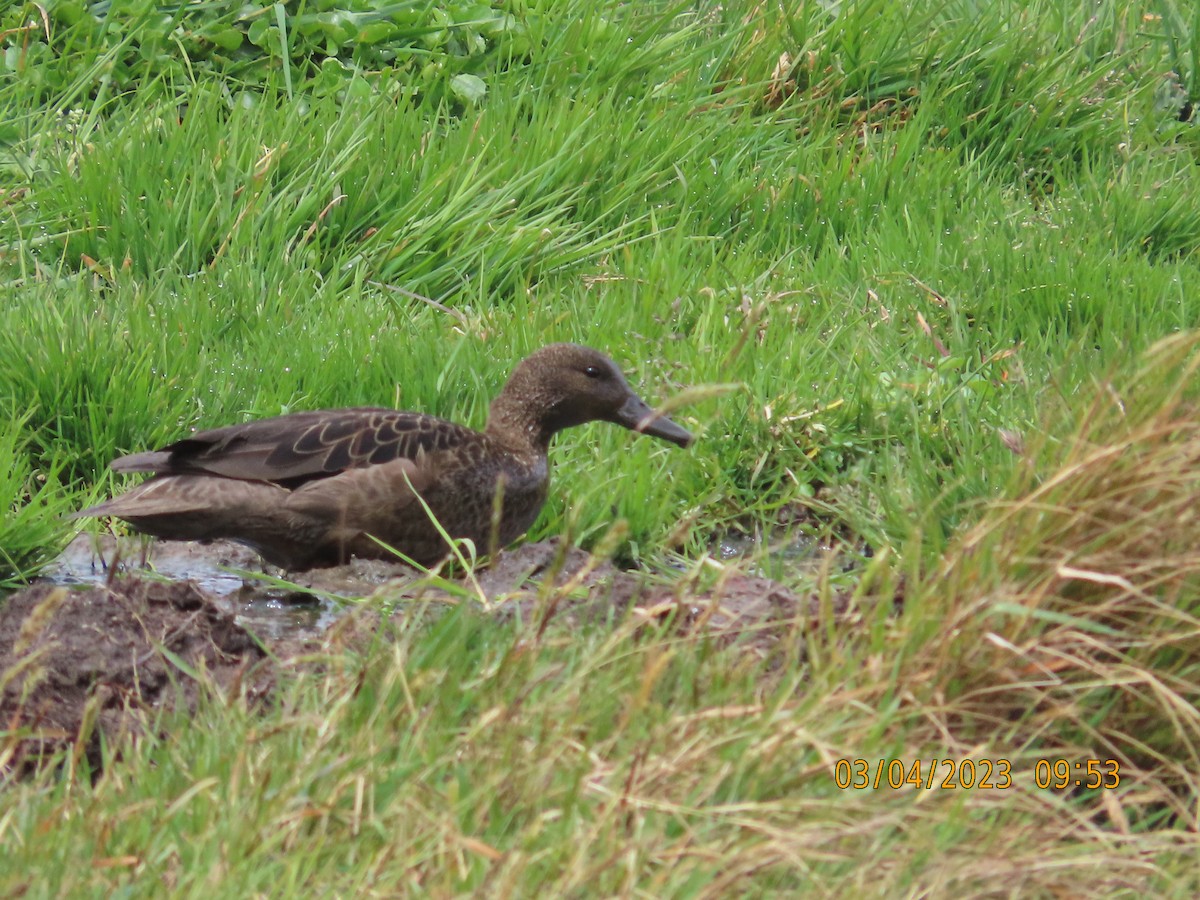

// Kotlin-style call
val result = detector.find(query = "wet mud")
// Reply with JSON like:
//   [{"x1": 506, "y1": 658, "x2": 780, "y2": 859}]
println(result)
[
  {"x1": 2, "y1": 533, "x2": 837, "y2": 773},
  {"x1": 0, "y1": 578, "x2": 272, "y2": 774}
]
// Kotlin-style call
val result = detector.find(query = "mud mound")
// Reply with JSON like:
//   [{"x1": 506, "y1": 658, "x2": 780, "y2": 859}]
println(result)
[
  {"x1": 46, "y1": 536, "x2": 836, "y2": 650},
  {"x1": 0, "y1": 579, "x2": 271, "y2": 774},
  {"x1": 484, "y1": 546, "x2": 826, "y2": 654}
]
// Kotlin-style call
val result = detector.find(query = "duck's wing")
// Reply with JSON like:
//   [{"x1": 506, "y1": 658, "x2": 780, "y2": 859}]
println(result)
[{"x1": 111, "y1": 407, "x2": 479, "y2": 486}]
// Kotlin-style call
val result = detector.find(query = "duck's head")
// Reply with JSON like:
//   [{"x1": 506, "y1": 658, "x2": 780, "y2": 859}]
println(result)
[{"x1": 488, "y1": 343, "x2": 694, "y2": 450}]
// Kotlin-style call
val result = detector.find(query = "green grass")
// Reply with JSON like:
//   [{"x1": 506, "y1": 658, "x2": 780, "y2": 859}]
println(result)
[{"x1": 4, "y1": 0, "x2": 1200, "y2": 893}]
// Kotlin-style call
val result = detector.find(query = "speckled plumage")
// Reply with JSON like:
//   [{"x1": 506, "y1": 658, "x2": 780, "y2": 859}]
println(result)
[{"x1": 75, "y1": 344, "x2": 693, "y2": 570}]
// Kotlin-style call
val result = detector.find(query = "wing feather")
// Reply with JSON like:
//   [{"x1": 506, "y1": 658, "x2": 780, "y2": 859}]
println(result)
[{"x1": 109, "y1": 407, "x2": 478, "y2": 486}]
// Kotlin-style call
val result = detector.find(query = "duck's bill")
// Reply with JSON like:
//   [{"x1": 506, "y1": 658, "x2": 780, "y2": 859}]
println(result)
[{"x1": 614, "y1": 395, "x2": 694, "y2": 448}]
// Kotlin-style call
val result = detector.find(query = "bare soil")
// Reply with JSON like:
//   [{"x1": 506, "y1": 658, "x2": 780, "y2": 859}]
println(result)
[{"x1": 0, "y1": 578, "x2": 272, "y2": 774}]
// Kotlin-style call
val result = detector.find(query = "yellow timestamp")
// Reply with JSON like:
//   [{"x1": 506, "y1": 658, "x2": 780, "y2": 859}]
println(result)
[
  {"x1": 834, "y1": 758, "x2": 1013, "y2": 790},
  {"x1": 832, "y1": 758, "x2": 1121, "y2": 790},
  {"x1": 1033, "y1": 758, "x2": 1120, "y2": 790}
]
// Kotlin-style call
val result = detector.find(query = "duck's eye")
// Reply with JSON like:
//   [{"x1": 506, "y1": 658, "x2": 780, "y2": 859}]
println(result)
[{"x1": 583, "y1": 365, "x2": 603, "y2": 379}]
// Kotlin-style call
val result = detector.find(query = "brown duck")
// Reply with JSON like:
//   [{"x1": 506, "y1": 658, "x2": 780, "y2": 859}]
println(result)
[{"x1": 75, "y1": 344, "x2": 693, "y2": 570}]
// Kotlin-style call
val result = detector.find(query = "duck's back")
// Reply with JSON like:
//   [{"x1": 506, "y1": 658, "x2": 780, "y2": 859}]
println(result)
[{"x1": 112, "y1": 407, "x2": 477, "y2": 486}]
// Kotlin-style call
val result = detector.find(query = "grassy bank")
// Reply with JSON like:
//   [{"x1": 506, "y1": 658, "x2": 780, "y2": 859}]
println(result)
[{"x1": 3, "y1": 0, "x2": 1200, "y2": 894}]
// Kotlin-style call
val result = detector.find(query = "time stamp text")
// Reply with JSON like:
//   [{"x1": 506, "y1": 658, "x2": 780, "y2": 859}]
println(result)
[{"x1": 833, "y1": 758, "x2": 1121, "y2": 791}]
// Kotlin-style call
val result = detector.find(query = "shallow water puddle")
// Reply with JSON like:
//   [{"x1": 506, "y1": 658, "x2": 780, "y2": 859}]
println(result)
[
  {"x1": 45, "y1": 534, "x2": 370, "y2": 641},
  {"x1": 49, "y1": 534, "x2": 257, "y2": 596},
  {"x1": 711, "y1": 527, "x2": 860, "y2": 584}
]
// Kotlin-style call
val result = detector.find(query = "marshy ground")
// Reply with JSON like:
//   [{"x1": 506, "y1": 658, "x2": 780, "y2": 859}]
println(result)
[{"x1": 3, "y1": 533, "x2": 836, "y2": 772}]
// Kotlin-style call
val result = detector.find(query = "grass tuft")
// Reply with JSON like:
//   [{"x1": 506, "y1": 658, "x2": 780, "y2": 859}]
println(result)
[{"x1": 885, "y1": 333, "x2": 1200, "y2": 816}]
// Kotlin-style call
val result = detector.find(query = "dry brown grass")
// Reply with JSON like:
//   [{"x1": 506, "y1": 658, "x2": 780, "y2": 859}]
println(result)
[
  {"x1": 927, "y1": 333, "x2": 1200, "y2": 799},
  {"x1": 784, "y1": 333, "x2": 1200, "y2": 894}
]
